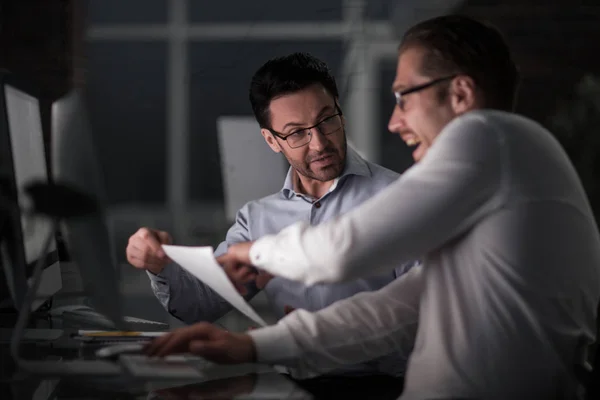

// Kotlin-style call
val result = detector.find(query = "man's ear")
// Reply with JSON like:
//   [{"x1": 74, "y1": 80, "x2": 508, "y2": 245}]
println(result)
[
  {"x1": 449, "y1": 76, "x2": 478, "y2": 114},
  {"x1": 261, "y1": 129, "x2": 281, "y2": 153}
]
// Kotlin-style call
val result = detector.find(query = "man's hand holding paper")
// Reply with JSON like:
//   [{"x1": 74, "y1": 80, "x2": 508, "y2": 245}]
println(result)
[
  {"x1": 217, "y1": 242, "x2": 269, "y2": 293},
  {"x1": 160, "y1": 245, "x2": 268, "y2": 327}
]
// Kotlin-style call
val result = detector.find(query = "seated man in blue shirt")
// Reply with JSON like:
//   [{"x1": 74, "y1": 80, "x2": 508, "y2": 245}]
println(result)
[{"x1": 126, "y1": 52, "x2": 417, "y2": 376}]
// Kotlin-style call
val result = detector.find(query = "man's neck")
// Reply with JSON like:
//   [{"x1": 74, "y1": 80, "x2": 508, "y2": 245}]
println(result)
[{"x1": 293, "y1": 170, "x2": 336, "y2": 200}]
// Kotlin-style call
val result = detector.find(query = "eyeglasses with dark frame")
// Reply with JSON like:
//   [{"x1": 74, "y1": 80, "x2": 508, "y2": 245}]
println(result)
[
  {"x1": 393, "y1": 75, "x2": 457, "y2": 110},
  {"x1": 268, "y1": 106, "x2": 344, "y2": 149}
]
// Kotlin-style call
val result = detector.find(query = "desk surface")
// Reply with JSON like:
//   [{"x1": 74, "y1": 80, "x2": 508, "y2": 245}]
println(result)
[
  {"x1": 4, "y1": 371, "x2": 405, "y2": 400},
  {"x1": 1, "y1": 329, "x2": 404, "y2": 400}
]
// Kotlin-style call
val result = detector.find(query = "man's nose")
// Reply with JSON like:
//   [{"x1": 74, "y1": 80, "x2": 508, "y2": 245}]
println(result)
[
  {"x1": 388, "y1": 106, "x2": 405, "y2": 133},
  {"x1": 308, "y1": 128, "x2": 328, "y2": 151}
]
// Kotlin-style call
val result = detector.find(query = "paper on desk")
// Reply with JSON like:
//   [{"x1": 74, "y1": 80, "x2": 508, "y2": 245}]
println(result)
[{"x1": 161, "y1": 245, "x2": 267, "y2": 327}]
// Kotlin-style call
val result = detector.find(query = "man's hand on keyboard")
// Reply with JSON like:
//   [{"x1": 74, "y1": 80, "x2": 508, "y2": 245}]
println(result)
[
  {"x1": 126, "y1": 227, "x2": 173, "y2": 275},
  {"x1": 143, "y1": 322, "x2": 255, "y2": 364}
]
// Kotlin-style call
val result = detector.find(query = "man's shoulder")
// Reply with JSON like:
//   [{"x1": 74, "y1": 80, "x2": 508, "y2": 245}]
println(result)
[
  {"x1": 435, "y1": 110, "x2": 513, "y2": 155},
  {"x1": 360, "y1": 159, "x2": 401, "y2": 185},
  {"x1": 237, "y1": 191, "x2": 286, "y2": 216},
  {"x1": 445, "y1": 109, "x2": 535, "y2": 137}
]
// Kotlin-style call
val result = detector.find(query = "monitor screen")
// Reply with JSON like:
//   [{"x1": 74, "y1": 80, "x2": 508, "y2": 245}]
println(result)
[
  {"x1": 51, "y1": 90, "x2": 124, "y2": 327},
  {"x1": 0, "y1": 79, "x2": 61, "y2": 311},
  {"x1": 5, "y1": 85, "x2": 58, "y2": 268}
]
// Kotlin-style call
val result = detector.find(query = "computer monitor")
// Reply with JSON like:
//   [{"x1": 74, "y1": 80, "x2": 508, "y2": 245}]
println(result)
[
  {"x1": 217, "y1": 116, "x2": 288, "y2": 222},
  {"x1": 0, "y1": 72, "x2": 62, "y2": 312},
  {"x1": 51, "y1": 89, "x2": 125, "y2": 328}
]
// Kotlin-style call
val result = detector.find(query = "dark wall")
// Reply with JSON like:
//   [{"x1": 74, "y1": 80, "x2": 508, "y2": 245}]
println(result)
[
  {"x1": 84, "y1": 0, "x2": 346, "y2": 205},
  {"x1": 458, "y1": 1, "x2": 600, "y2": 126},
  {"x1": 187, "y1": 41, "x2": 344, "y2": 202},
  {"x1": 6, "y1": 0, "x2": 600, "y2": 205},
  {"x1": 0, "y1": 0, "x2": 83, "y2": 173},
  {"x1": 378, "y1": 1, "x2": 600, "y2": 174}
]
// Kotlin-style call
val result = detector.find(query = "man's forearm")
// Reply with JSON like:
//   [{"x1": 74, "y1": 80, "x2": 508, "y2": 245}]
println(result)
[
  {"x1": 148, "y1": 263, "x2": 235, "y2": 324},
  {"x1": 248, "y1": 265, "x2": 423, "y2": 377}
]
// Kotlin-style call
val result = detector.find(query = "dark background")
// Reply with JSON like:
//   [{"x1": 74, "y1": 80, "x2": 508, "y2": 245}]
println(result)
[{"x1": 2, "y1": 0, "x2": 600, "y2": 236}]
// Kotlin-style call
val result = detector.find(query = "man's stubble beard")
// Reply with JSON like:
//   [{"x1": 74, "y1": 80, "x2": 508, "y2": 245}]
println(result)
[{"x1": 283, "y1": 133, "x2": 347, "y2": 183}]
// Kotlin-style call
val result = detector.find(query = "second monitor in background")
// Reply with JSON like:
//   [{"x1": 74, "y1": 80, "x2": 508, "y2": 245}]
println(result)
[
  {"x1": 51, "y1": 89, "x2": 169, "y2": 332},
  {"x1": 217, "y1": 116, "x2": 288, "y2": 222},
  {"x1": 51, "y1": 90, "x2": 125, "y2": 329}
]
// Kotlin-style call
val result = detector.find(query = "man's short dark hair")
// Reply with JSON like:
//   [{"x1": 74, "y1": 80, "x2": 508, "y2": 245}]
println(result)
[
  {"x1": 400, "y1": 15, "x2": 520, "y2": 111},
  {"x1": 249, "y1": 52, "x2": 339, "y2": 129}
]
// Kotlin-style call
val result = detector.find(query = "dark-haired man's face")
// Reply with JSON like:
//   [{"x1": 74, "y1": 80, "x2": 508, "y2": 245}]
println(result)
[
  {"x1": 388, "y1": 46, "x2": 473, "y2": 162},
  {"x1": 261, "y1": 84, "x2": 346, "y2": 182}
]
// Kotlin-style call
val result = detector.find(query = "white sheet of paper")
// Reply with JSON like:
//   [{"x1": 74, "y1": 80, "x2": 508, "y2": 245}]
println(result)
[{"x1": 161, "y1": 245, "x2": 267, "y2": 327}]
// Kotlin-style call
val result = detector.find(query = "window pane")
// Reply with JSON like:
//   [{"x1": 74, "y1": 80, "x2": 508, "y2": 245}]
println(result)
[
  {"x1": 86, "y1": 42, "x2": 167, "y2": 204},
  {"x1": 87, "y1": 0, "x2": 168, "y2": 24},
  {"x1": 378, "y1": 59, "x2": 414, "y2": 174},
  {"x1": 188, "y1": 41, "x2": 344, "y2": 202},
  {"x1": 365, "y1": 0, "x2": 398, "y2": 20},
  {"x1": 189, "y1": 1, "x2": 343, "y2": 22}
]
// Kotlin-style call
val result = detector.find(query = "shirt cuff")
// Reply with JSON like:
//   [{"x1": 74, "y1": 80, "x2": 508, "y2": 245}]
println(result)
[
  {"x1": 248, "y1": 323, "x2": 301, "y2": 365},
  {"x1": 249, "y1": 236, "x2": 273, "y2": 268},
  {"x1": 146, "y1": 269, "x2": 168, "y2": 285},
  {"x1": 146, "y1": 262, "x2": 178, "y2": 281}
]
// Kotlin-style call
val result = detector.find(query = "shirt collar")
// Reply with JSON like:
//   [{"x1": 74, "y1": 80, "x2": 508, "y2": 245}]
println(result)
[{"x1": 281, "y1": 146, "x2": 372, "y2": 199}]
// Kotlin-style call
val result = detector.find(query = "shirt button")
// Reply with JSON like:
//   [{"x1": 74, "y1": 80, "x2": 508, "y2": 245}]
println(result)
[{"x1": 314, "y1": 201, "x2": 321, "y2": 208}]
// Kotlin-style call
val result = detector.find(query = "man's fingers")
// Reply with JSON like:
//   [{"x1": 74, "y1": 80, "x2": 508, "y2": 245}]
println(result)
[
  {"x1": 189, "y1": 333, "x2": 253, "y2": 364},
  {"x1": 145, "y1": 328, "x2": 189, "y2": 357},
  {"x1": 215, "y1": 253, "x2": 231, "y2": 266},
  {"x1": 231, "y1": 266, "x2": 257, "y2": 283},
  {"x1": 153, "y1": 334, "x2": 187, "y2": 357},
  {"x1": 152, "y1": 327, "x2": 196, "y2": 357},
  {"x1": 188, "y1": 340, "x2": 231, "y2": 363},
  {"x1": 137, "y1": 228, "x2": 167, "y2": 258},
  {"x1": 188, "y1": 339, "x2": 208, "y2": 356},
  {"x1": 127, "y1": 246, "x2": 163, "y2": 264},
  {"x1": 156, "y1": 230, "x2": 173, "y2": 245},
  {"x1": 131, "y1": 230, "x2": 171, "y2": 261},
  {"x1": 223, "y1": 263, "x2": 257, "y2": 283},
  {"x1": 128, "y1": 256, "x2": 165, "y2": 271},
  {"x1": 144, "y1": 332, "x2": 173, "y2": 356},
  {"x1": 127, "y1": 244, "x2": 169, "y2": 267},
  {"x1": 255, "y1": 272, "x2": 274, "y2": 289},
  {"x1": 146, "y1": 324, "x2": 220, "y2": 357}
]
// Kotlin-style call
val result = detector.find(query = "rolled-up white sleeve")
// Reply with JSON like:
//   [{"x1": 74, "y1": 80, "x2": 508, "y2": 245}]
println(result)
[
  {"x1": 248, "y1": 265, "x2": 423, "y2": 378},
  {"x1": 249, "y1": 115, "x2": 504, "y2": 285}
]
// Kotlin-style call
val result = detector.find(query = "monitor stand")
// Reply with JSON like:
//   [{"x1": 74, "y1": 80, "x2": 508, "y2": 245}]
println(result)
[
  {"x1": 0, "y1": 328, "x2": 63, "y2": 343},
  {"x1": 7, "y1": 222, "x2": 162, "y2": 378}
]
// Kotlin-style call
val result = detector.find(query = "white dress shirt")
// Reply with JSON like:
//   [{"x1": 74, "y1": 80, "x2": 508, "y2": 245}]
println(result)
[{"x1": 247, "y1": 110, "x2": 600, "y2": 400}]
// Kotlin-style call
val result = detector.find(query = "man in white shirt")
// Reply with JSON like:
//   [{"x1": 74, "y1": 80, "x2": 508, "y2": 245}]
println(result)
[{"x1": 144, "y1": 15, "x2": 600, "y2": 399}]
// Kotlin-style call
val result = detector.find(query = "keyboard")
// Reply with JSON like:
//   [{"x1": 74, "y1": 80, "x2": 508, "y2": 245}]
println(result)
[
  {"x1": 124, "y1": 315, "x2": 168, "y2": 326},
  {"x1": 52, "y1": 305, "x2": 169, "y2": 331}
]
